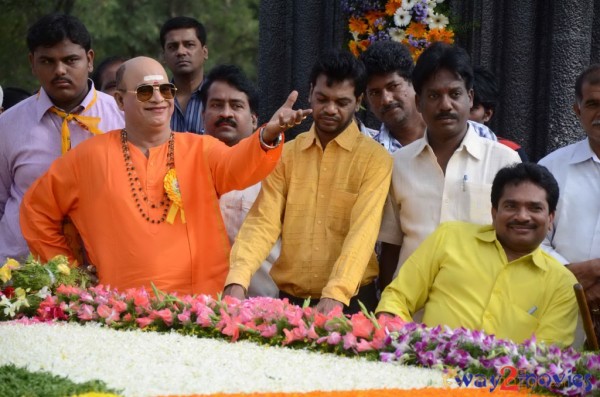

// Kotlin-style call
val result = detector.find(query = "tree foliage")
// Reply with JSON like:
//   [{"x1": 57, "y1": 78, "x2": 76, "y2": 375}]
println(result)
[{"x1": 0, "y1": 0, "x2": 260, "y2": 91}]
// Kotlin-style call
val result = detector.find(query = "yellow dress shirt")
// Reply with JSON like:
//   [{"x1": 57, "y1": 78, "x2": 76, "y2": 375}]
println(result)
[
  {"x1": 226, "y1": 121, "x2": 392, "y2": 304},
  {"x1": 376, "y1": 222, "x2": 578, "y2": 346},
  {"x1": 379, "y1": 125, "x2": 521, "y2": 270}
]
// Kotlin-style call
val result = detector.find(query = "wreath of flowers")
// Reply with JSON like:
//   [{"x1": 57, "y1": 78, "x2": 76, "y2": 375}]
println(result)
[{"x1": 341, "y1": 0, "x2": 455, "y2": 60}]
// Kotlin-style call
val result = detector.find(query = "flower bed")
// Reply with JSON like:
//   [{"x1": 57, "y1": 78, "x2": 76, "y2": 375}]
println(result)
[{"x1": 1, "y1": 257, "x2": 599, "y2": 396}]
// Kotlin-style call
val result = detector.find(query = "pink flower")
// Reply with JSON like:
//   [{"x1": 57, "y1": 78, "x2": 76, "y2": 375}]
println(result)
[
  {"x1": 350, "y1": 312, "x2": 374, "y2": 339},
  {"x1": 56, "y1": 285, "x2": 81, "y2": 296},
  {"x1": 220, "y1": 312, "x2": 240, "y2": 342},
  {"x1": 177, "y1": 310, "x2": 191, "y2": 324},
  {"x1": 258, "y1": 324, "x2": 277, "y2": 338},
  {"x1": 356, "y1": 339, "x2": 374, "y2": 352},
  {"x1": 77, "y1": 304, "x2": 96, "y2": 321},
  {"x1": 326, "y1": 331, "x2": 341, "y2": 345},
  {"x1": 151, "y1": 309, "x2": 173, "y2": 326},
  {"x1": 343, "y1": 332, "x2": 358, "y2": 350},
  {"x1": 97, "y1": 304, "x2": 120, "y2": 324},
  {"x1": 283, "y1": 325, "x2": 308, "y2": 345},
  {"x1": 136, "y1": 317, "x2": 153, "y2": 328}
]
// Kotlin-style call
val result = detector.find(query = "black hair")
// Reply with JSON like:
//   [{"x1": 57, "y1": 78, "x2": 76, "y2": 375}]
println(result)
[
  {"x1": 92, "y1": 56, "x2": 128, "y2": 90},
  {"x1": 160, "y1": 16, "x2": 207, "y2": 48},
  {"x1": 2, "y1": 87, "x2": 31, "y2": 110},
  {"x1": 360, "y1": 40, "x2": 414, "y2": 82},
  {"x1": 491, "y1": 163, "x2": 559, "y2": 213},
  {"x1": 574, "y1": 64, "x2": 600, "y2": 103},
  {"x1": 26, "y1": 13, "x2": 91, "y2": 53},
  {"x1": 412, "y1": 42, "x2": 473, "y2": 95},
  {"x1": 199, "y1": 64, "x2": 259, "y2": 114},
  {"x1": 309, "y1": 50, "x2": 367, "y2": 98},
  {"x1": 473, "y1": 66, "x2": 499, "y2": 112}
]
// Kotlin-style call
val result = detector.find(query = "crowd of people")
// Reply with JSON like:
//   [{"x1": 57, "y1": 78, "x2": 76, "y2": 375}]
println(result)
[{"x1": 1, "y1": 13, "x2": 598, "y2": 349}]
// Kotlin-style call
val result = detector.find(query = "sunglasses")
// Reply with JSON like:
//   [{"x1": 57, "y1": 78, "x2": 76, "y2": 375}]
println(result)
[{"x1": 125, "y1": 83, "x2": 177, "y2": 102}]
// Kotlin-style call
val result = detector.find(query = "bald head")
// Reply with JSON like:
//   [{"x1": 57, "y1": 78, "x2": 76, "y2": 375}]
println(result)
[{"x1": 116, "y1": 57, "x2": 169, "y2": 91}]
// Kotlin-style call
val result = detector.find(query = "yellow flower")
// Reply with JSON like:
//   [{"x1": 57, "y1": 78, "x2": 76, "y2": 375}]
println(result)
[
  {"x1": 4, "y1": 258, "x2": 20, "y2": 270},
  {"x1": 14, "y1": 287, "x2": 26, "y2": 299},
  {"x1": 0, "y1": 265, "x2": 12, "y2": 283},
  {"x1": 164, "y1": 168, "x2": 186, "y2": 224},
  {"x1": 57, "y1": 263, "x2": 71, "y2": 275}
]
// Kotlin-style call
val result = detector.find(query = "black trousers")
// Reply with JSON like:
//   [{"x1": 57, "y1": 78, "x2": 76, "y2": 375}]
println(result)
[{"x1": 278, "y1": 282, "x2": 379, "y2": 315}]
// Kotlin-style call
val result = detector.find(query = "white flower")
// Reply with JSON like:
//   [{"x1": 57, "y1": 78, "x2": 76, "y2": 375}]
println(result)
[
  {"x1": 428, "y1": 12, "x2": 449, "y2": 29},
  {"x1": 427, "y1": 0, "x2": 437, "y2": 6},
  {"x1": 35, "y1": 286, "x2": 51, "y2": 299},
  {"x1": 394, "y1": 8, "x2": 412, "y2": 27},
  {"x1": 402, "y1": 0, "x2": 416, "y2": 10},
  {"x1": 389, "y1": 28, "x2": 406, "y2": 43}
]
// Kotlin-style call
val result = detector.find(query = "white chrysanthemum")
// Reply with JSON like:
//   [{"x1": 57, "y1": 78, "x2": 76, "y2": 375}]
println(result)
[
  {"x1": 402, "y1": 0, "x2": 416, "y2": 10},
  {"x1": 427, "y1": 0, "x2": 437, "y2": 6},
  {"x1": 0, "y1": 322, "x2": 444, "y2": 396},
  {"x1": 389, "y1": 28, "x2": 406, "y2": 43},
  {"x1": 394, "y1": 8, "x2": 412, "y2": 27},
  {"x1": 428, "y1": 12, "x2": 449, "y2": 29}
]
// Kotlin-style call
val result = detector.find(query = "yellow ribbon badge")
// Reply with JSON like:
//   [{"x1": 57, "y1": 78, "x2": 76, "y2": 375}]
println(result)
[{"x1": 164, "y1": 168, "x2": 186, "y2": 224}]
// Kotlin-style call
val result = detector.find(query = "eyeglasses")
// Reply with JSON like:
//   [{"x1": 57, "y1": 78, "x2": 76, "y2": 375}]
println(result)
[{"x1": 124, "y1": 83, "x2": 177, "y2": 102}]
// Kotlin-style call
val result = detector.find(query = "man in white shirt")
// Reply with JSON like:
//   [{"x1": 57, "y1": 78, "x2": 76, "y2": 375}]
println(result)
[
  {"x1": 538, "y1": 64, "x2": 600, "y2": 307},
  {"x1": 199, "y1": 64, "x2": 279, "y2": 297},
  {"x1": 378, "y1": 43, "x2": 520, "y2": 288}
]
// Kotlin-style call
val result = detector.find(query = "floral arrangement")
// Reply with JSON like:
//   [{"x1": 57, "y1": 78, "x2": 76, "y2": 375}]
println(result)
[
  {"x1": 1, "y1": 257, "x2": 600, "y2": 396},
  {"x1": 341, "y1": 0, "x2": 454, "y2": 60},
  {"x1": 0, "y1": 255, "x2": 90, "y2": 319}
]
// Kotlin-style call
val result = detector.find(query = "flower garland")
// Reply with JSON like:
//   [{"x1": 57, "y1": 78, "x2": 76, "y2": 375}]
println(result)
[
  {"x1": 1, "y1": 257, "x2": 599, "y2": 396},
  {"x1": 341, "y1": 0, "x2": 454, "y2": 60}
]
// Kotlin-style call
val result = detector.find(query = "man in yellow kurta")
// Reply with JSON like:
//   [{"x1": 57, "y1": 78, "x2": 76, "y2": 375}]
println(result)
[
  {"x1": 224, "y1": 51, "x2": 392, "y2": 314},
  {"x1": 376, "y1": 163, "x2": 578, "y2": 346},
  {"x1": 19, "y1": 57, "x2": 311, "y2": 296}
]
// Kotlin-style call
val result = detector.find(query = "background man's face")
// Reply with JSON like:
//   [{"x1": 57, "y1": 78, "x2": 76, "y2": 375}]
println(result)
[
  {"x1": 366, "y1": 72, "x2": 416, "y2": 129},
  {"x1": 492, "y1": 181, "x2": 554, "y2": 257},
  {"x1": 574, "y1": 79, "x2": 600, "y2": 154},
  {"x1": 203, "y1": 80, "x2": 256, "y2": 146},
  {"x1": 309, "y1": 75, "x2": 358, "y2": 137},
  {"x1": 416, "y1": 68, "x2": 473, "y2": 139},
  {"x1": 29, "y1": 39, "x2": 93, "y2": 111},
  {"x1": 163, "y1": 28, "x2": 208, "y2": 77},
  {"x1": 98, "y1": 60, "x2": 124, "y2": 95}
]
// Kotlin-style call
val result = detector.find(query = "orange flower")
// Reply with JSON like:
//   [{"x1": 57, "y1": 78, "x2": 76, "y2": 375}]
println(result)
[
  {"x1": 405, "y1": 21, "x2": 427, "y2": 38},
  {"x1": 349, "y1": 40, "x2": 360, "y2": 57},
  {"x1": 348, "y1": 17, "x2": 368, "y2": 35},
  {"x1": 364, "y1": 10, "x2": 385, "y2": 27},
  {"x1": 427, "y1": 28, "x2": 455, "y2": 44},
  {"x1": 385, "y1": 0, "x2": 402, "y2": 16}
]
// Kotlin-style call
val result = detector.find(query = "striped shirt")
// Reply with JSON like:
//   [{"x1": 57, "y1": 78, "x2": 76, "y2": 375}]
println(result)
[{"x1": 170, "y1": 82, "x2": 204, "y2": 134}]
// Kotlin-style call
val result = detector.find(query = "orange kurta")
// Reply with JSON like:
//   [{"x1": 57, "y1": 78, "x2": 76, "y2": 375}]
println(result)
[{"x1": 20, "y1": 130, "x2": 282, "y2": 296}]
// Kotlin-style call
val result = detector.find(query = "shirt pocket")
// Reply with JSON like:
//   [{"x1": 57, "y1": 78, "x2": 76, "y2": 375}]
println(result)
[
  {"x1": 327, "y1": 190, "x2": 358, "y2": 234},
  {"x1": 463, "y1": 182, "x2": 493, "y2": 225},
  {"x1": 510, "y1": 306, "x2": 540, "y2": 343}
]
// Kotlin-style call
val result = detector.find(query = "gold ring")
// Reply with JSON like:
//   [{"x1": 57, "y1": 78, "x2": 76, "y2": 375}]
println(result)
[
  {"x1": 278, "y1": 124, "x2": 286, "y2": 129},
  {"x1": 294, "y1": 120, "x2": 302, "y2": 125},
  {"x1": 592, "y1": 308, "x2": 600, "y2": 313}
]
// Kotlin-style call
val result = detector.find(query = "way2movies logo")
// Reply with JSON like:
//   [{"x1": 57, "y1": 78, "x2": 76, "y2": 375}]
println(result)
[{"x1": 443, "y1": 366, "x2": 592, "y2": 393}]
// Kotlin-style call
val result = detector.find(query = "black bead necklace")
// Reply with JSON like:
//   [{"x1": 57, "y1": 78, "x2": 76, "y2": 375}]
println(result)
[{"x1": 120, "y1": 129, "x2": 175, "y2": 224}]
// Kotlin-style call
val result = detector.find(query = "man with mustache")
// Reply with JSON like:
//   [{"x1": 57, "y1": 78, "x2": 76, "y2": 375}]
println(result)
[
  {"x1": 377, "y1": 43, "x2": 520, "y2": 289},
  {"x1": 160, "y1": 16, "x2": 208, "y2": 134},
  {"x1": 538, "y1": 64, "x2": 600, "y2": 346},
  {"x1": 200, "y1": 64, "x2": 278, "y2": 297},
  {"x1": 224, "y1": 51, "x2": 392, "y2": 314},
  {"x1": 377, "y1": 163, "x2": 578, "y2": 347},
  {"x1": 0, "y1": 13, "x2": 124, "y2": 264},
  {"x1": 359, "y1": 40, "x2": 497, "y2": 154}
]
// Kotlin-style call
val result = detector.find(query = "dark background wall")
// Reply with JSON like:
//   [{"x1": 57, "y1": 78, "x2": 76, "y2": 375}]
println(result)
[{"x1": 258, "y1": 0, "x2": 599, "y2": 160}]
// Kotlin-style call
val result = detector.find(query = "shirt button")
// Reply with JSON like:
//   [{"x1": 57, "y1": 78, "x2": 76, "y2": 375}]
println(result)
[
  {"x1": 314, "y1": 246, "x2": 319, "y2": 251},
  {"x1": 323, "y1": 167, "x2": 327, "y2": 171},
  {"x1": 317, "y1": 220, "x2": 322, "y2": 225},
  {"x1": 313, "y1": 274, "x2": 318, "y2": 278},
  {"x1": 320, "y1": 194, "x2": 325, "y2": 198}
]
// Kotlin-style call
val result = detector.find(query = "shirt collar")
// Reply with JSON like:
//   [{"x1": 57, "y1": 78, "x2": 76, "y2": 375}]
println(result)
[
  {"x1": 36, "y1": 79, "x2": 96, "y2": 122},
  {"x1": 476, "y1": 225, "x2": 549, "y2": 271},
  {"x1": 299, "y1": 120, "x2": 360, "y2": 152},
  {"x1": 415, "y1": 123, "x2": 481, "y2": 159},
  {"x1": 568, "y1": 138, "x2": 600, "y2": 164}
]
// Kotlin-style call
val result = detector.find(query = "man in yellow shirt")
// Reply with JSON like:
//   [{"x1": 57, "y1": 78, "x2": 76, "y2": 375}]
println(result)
[
  {"x1": 224, "y1": 51, "x2": 392, "y2": 314},
  {"x1": 377, "y1": 163, "x2": 578, "y2": 346}
]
